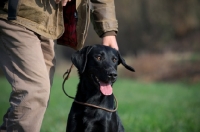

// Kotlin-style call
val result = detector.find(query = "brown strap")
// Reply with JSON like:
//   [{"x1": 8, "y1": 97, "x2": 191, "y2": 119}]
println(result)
[
  {"x1": 74, "y1": 95, "x2": 118, "y2": 112},
  {"x1": 62, "y1": 64, "x2": 75, "y2": 100}
]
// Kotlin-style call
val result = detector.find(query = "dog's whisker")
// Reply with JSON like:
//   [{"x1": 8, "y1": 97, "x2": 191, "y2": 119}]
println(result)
[{"x1": 95, "y1": 76, "x2": 100, "y2": 83}]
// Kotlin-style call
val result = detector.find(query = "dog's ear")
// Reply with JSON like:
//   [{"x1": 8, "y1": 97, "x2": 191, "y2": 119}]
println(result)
[
  {"x1": 118, "y1": 52, "x2": 135, "y2": 72},
  {"x1": 71, "y1": 46, "x2": 93, "y2": 73}
]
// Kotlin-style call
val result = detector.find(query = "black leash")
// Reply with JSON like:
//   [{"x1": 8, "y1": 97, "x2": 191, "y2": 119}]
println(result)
[{"x1": 62, "y1": 64, "x2": 75, "y2": 100}]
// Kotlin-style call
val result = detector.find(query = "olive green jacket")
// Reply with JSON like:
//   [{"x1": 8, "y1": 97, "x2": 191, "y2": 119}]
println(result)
[{"x1": 0, "y1": 0, "x2": 118, "y2": 50}]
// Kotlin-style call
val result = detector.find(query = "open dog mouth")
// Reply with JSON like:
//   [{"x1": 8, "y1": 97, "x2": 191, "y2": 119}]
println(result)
[{"x1": 95, "y1": 76, "x2": 113, "y2": 96}]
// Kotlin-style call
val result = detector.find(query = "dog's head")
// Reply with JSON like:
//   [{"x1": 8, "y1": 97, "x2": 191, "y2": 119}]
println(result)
[{"x1": 71, "y1": 44, "x2": 135, "y2": 95}]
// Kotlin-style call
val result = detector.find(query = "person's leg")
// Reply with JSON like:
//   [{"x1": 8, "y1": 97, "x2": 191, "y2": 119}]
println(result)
[
  {"x1": 39, "y1": 35, "x2": 57, "y2": 106},
  {"x1": 0, "y1": 19, "x2": 56, "y2": 132},
  {"x1": 40, "y1": 35, "x2": 56, "y2": 87}
]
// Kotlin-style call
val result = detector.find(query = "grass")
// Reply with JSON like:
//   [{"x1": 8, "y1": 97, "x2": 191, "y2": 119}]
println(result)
[{"x1": 0, "y1": 75, "x2": 200, "y2": 132}]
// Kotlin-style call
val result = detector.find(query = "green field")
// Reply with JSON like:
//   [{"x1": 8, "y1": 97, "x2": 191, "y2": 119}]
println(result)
[{"x1": 0, "y1": 76, "x2": 200, "y2": 132}]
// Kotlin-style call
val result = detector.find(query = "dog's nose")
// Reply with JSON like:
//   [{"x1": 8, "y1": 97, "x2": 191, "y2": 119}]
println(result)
[{"x1": 107, "y1": 72, "x2": 117, "y2": 80}]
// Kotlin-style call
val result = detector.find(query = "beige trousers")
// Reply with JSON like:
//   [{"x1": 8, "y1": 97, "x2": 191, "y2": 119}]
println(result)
[{"x1": 0, "y1": 19, "x2": 56, "y2": 132}]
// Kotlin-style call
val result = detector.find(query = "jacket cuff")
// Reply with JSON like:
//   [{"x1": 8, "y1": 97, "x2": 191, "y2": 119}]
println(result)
[
  {"x1": 91, "y1": 19, "x2": 118, "y2": 37},
  {"x1": 100, "y1": 31, "x2": 117, "y2": 38}
]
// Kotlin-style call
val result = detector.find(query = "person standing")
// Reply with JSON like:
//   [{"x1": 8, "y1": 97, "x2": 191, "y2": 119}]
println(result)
[{"x1": 0, "y1": 0, "x2": 118, "y2": 131}]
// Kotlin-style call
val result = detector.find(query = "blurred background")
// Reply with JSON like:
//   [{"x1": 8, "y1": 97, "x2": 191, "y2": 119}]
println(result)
[
  {"x1": 58, "y1": 0, "x2": 200, "y2": 83},
  {"x1": 0, "y1": 0, "x2": 200, "y2": 131},
  {"x1": 1, "y1": 0, "x2": 199, "y2": 82}
]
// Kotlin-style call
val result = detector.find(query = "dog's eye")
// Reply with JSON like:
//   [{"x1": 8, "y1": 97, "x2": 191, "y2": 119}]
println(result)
[
  {"x1": 112, "y1": 58, "x2": 117, "y2": 63},
  {"x1": 96, "y1": 56, "x2": 102, "y2": 61}
]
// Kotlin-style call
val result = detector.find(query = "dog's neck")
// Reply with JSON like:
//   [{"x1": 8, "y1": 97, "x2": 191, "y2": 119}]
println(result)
[{"x1": 75, "y1": 74, "x2": 115, "y2": 109}]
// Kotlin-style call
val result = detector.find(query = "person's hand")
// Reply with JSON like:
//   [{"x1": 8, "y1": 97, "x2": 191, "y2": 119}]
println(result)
[
  {"x1": 55, "y1": 0, "x2": 71, "y2": 6},
  {"x1": 102, "y1": 36, "x2": 119, "y2": 50}
]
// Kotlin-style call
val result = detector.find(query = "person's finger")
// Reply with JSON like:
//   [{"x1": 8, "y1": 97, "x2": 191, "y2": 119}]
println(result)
[
  {"x1": 62, "y1": 0, "x2": 70, "y2": 6},
  {"x1": 55, "y1": 0, "x2": 61, "y2": 4}
]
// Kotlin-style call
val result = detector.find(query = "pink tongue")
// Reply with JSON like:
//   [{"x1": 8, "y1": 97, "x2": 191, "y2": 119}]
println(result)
[{"x1": 100, "y1": 82, "x2": 113, "y2": 95}]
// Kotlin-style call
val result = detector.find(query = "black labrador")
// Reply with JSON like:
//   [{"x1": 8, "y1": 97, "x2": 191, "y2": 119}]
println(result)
[{"x1": 66, "y1": 44, "x2": 134, "y2": 132}]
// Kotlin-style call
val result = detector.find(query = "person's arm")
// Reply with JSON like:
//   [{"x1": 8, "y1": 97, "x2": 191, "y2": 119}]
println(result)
[
  {"x1": 90, "y1": 0, "x2": 119, "y2": 50},
  {"x1": 59, "y1": 0, "x2": 119, "y2": 50}
]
